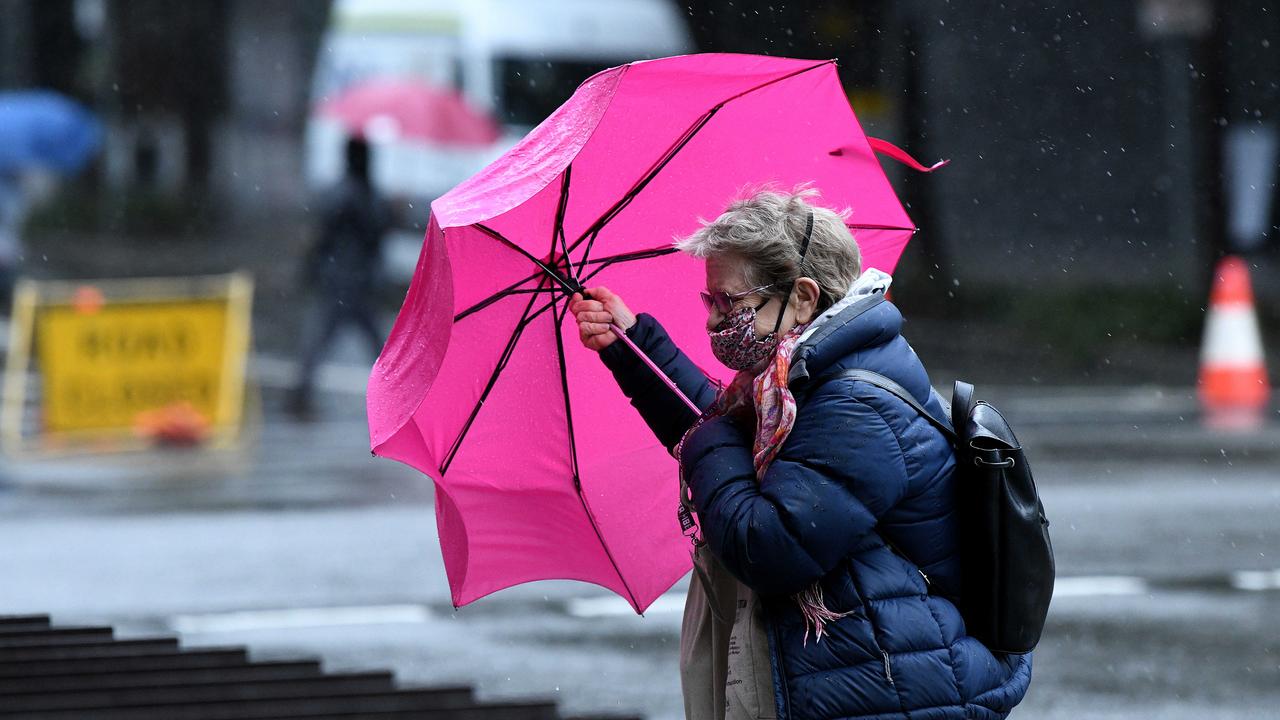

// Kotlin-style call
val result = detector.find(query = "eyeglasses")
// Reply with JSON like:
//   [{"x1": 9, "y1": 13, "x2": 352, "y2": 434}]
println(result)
[{"x1": 699, "y1": 284, "x2": 775, "y2": 314}]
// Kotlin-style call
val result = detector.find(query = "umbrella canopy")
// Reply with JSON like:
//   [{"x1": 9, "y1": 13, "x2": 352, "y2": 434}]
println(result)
[
  {"x1": 0, "y1": 91, "x2": 102, "y2": 175},
  {"x1": 317, "y1": 79, "x2": 501, "y2": 147},
  {"x1": 368, "y1": 54, "x2": 930, "y2": 613}
]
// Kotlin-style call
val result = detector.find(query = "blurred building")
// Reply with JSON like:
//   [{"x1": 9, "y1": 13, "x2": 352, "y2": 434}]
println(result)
[
  {"x1": 885, "y1": 0, "x2": 1277, "y2": 292},
  {"x1": 687, "y1": 0, "x2": 1278, "y2": 296},
  {"x1": 0, "y1": 0, "x2": 328, "y2": 224}
]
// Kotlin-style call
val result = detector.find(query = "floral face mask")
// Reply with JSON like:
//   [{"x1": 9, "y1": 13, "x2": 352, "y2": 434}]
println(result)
[
  {"x1": 708, "y1": 298, "x2": 780, "y2": 371},
  {"x1": 706, "y1": 211, "x2": 815, "y2": 372}
]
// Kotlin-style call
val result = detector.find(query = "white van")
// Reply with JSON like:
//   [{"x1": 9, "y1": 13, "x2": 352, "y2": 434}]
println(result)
[
  {"x1": 312, "y1": 0, "x2": 694, "y2": 121},
  {"x1": 306, "y1": 0, "x2": 694, "y2": 268}
]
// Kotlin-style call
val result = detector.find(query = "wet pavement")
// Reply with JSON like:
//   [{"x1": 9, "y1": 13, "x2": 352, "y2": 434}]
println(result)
[{"x1": 2, "y1": 374, "x2": 1279, "y2": 719}]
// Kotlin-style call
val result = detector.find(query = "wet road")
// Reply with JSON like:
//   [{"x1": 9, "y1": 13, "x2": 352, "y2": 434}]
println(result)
[{"x1": 2, "y1": 398, "x2": 1278, "y2": 719}]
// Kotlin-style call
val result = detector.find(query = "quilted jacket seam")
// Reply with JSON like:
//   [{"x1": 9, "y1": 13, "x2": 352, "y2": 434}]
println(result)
[
  {"x1": 857, "y1": 391, "x2": 962, "y2": 706},
  {"x1": 865, "y1": 592, "x2": 929, "y2": 604},
  {"x1": 842, "y1": 381, "x2": 914, "y2": 481},
  {"x1": 787, "y1": 646, "x2": 954, "y2": 681},
  {"x1": 924, "y1": 595, "x2": 965, "y2": 705},
  {"x1": 844, "y1": 564, "x2": 910, "y2": 719},
  {"x1": 804, "y1": 385, "x2": 912, "y2": 518},
  {"x1": 687, "y1": 427, "x2": 829, "y2": 595},
  {"x1": 883, "y1": 646, "x2": 951, "y2": 659}
]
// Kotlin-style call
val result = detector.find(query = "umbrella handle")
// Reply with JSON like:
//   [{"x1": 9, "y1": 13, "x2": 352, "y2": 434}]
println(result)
[
  {"x1": 576, "y1": 286, "x2": 702, "y2": 416},
  {"x1": 607, "y1": 323, "x2": 703, "y2": 417}
]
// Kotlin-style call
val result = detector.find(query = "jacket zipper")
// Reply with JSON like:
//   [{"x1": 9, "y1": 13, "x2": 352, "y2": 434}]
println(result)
[{"x1": 882, "y1": 651, "x2": 895, "y2": 685}]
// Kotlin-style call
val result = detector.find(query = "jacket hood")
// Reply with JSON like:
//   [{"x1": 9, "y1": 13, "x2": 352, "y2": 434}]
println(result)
[{"x1": 788, "y1": 293, "x2": 902, "y2": 388}]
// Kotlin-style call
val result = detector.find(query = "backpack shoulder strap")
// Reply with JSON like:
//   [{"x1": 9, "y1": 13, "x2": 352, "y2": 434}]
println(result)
[
  {"x1": 951, "y1": 381, "x2": 975, "y2": 431},
  {"x1": 818, "y1": 368, "x2": 957, "y2": 443},
  {"x1": 808, "y1": 368, "x2": 957, "y2": 592}
]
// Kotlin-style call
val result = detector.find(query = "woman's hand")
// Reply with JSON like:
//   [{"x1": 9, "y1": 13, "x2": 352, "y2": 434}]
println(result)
[{"x1": 569, "y1": 285, "x2": 637, "y2": 352}]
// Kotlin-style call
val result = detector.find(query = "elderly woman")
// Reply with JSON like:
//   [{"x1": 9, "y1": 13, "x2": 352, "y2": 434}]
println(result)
[{"x1": 569, "y1": 188, "x2": 1031, "y2": 720}]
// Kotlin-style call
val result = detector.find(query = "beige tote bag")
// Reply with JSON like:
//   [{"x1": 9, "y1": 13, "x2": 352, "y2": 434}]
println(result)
[{"x1": 680, "y1": 544, "x2": 776, "y2": 720}]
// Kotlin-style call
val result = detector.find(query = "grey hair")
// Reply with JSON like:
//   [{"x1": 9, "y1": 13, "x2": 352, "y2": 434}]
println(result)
[{"x1": 674, "y1": 185, "x2": 862, "y2": 313}]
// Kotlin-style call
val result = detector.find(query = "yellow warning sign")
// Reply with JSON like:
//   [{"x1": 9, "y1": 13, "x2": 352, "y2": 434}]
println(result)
[
  {"x1": 38, "y1": 300, "x2": 235, "y2": 432},
  {"x1": 2, "y1": 273, "x2": 253, "y2": 453}
]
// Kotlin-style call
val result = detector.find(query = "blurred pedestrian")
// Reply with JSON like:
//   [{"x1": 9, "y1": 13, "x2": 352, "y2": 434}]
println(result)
[
  {"x1": 569, "y1": 188, "x2": 1030, "y2": 720},
  {"x1": 289, "y1": 136, "x2": 390, "y2": 419}
]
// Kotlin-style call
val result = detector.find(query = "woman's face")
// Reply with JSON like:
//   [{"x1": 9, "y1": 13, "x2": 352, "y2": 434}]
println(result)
[
  {"x1": 704, "y1": 253, "x2": 806, "y2": 338},
  {"x1": 706, "y1": 252, "x2": 824, "y2": 335}
]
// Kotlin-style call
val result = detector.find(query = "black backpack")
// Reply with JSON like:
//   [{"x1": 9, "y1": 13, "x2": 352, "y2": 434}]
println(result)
[{"x1": 819, "y1": 369, "x2": 1055, "y2": 655}]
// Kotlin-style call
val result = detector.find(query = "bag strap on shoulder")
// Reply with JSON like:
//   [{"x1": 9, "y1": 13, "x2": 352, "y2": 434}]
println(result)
[
  {"x1": 810, "y1": 368, "x2": 957, "y2": 592},
  {"x1": 951, "y1": 380, "x2": 975, "y2": 433},
  {"x1": 816, "y1": 368, "x2": 957, "y2": 443}
]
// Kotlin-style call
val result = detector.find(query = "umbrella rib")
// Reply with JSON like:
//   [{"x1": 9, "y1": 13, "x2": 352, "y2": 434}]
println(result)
[
  {"x1": 473, "y1": 223, "x2": 581, "y2": 296},
  {"x1": 511, "y1": 246, "x2": 680, "y2": 332},
  {"x1": 572, "y1": 59, "x2": 836, "y2": 273},
  {"x1": 454, "y1": 287, "x2": 553, "y2": 323},
  {"x1": 551, "y1": 300, "x2": 583, "y2": 485},
  {"x1": 453, "y1": 246, "x2": 678, "y2": 324},
  {"x1": 585, "y1": 246, "x2": 680, "y2": 265},
  {"x1": 452, "y1": 219, "x2": 897, "y2": 325},
  {"x1": 460, "y1": 60, "x2": 836, "y2": 321},
  {"x1": 573, "y1": 109, "x2": 718, "y2": 276},
  {"x1": 551, "y1": 291, "x2": 641, "y2": 611},
  {"x1": 440, "y1": 275, "x2": 554, "y2": 475},
  {"x1": 553, "y1": 165, "x2": 573, "y2": 267}
]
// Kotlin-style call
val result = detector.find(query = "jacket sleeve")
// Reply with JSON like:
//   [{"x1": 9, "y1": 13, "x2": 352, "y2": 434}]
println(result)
[
  {"x1": 599, "y1": 313, "x2": 717, "y2": 452},
  {"x1": 683, "y1": 382, "x2": 910, "y2": 597}
]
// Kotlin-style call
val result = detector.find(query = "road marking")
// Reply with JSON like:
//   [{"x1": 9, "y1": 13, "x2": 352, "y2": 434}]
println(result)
[
  {"x1": 1052, "y1": 575, "x2": 1148, "y2": 597},
  {"x1": 162, "y1": 571, "x2": 1280, "y2": 634},
  {"x1": 1230, "y1": 569, "x2": 1280, "y2": 591},
  {"x1": 567, "y1": 592, "x2": 686, "y2": 618},
  {"x1": 171, "y1": 604, "x2": 432, "y2": 634},
  {"x1": 568, "y1": 575, "x2": 1167, "y2": 618}
]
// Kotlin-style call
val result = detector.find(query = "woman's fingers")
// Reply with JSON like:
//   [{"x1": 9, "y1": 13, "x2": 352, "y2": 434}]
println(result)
[
  {"x1": 570, "y1": 295, "x2": 613, "y2": 332},
  {"x1": 578, "y1": 320, "x2": 613, "y2": 336},
  {"x1": 574, "y1": 288, "x2": 623, "y2": 350},
  {"x1": 569, "y1": 298, "x2": 606, "y2": 315},
  {"x1": 585, "y1": 285, "x2": 636, "y2": 331},
  {"x1": 575, "y1": 310, "x2": 614, "y2": 324}
]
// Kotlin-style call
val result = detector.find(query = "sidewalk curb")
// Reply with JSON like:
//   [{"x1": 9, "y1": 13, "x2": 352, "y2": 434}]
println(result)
[{"x1": 1020, "y1": 423, "x2": 1280, "y2": 463}]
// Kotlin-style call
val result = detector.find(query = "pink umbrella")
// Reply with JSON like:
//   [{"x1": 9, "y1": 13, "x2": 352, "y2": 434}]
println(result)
[
  {"x1": 367, "y1": 54, "x2": 943, "y2": 613},
  {"x1": 318, "y1": 79, "x2": 500, "y2": 146}
]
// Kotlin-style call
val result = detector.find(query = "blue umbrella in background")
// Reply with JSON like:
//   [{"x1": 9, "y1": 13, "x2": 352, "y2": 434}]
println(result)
[{"x1": 0, "y1": 91, "x2": 102, "y2": 176}]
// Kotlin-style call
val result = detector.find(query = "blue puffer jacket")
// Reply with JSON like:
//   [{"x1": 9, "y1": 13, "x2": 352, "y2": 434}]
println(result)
[{"x1": 601, "y1": 295, "x2": 1031, "y2": 720}]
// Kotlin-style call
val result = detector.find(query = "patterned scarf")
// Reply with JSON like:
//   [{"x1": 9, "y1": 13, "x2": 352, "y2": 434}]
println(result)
[
  {"x1": 748, "y1": 324, "x2": 850, "y2": 645},
  {"x1": 749, "y1": 326, "x2": 806, "y2": 476},
  {"x1": 679, "y1": 271, "x2": 894, "y2": 644}
]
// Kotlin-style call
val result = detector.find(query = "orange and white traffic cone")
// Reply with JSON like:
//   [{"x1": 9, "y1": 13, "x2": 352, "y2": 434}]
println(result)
[{"x1": 1198, "y1": 256, "x2": 1270, "y2": 429}]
